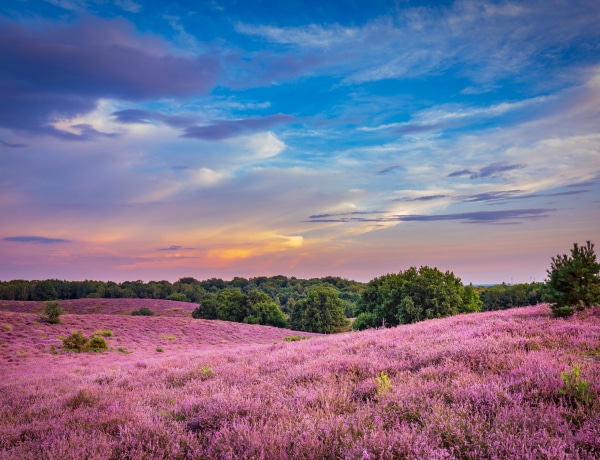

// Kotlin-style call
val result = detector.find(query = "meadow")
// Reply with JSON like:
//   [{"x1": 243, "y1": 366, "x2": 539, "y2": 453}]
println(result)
[{"x1": 1, "y1": 300, "x2": 599, "y2": 459}]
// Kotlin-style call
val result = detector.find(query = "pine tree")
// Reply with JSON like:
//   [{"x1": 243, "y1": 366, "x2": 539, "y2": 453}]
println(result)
[{"x1": 546, "y1": 241, "x2": 600, "y2": 317}]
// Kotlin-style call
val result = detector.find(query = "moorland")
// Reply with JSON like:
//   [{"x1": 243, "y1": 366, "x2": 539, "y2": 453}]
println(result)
[{"x1": 1, "y1": 298, "x2": 599, "y2": 459}]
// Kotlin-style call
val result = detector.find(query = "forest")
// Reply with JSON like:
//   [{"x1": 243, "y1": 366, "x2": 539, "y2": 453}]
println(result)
[{"x1": 0, "y1": 273, "x2": 545, "y2": 331}]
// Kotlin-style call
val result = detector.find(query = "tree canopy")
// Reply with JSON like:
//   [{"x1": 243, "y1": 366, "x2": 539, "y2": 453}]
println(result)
[
  {"x1": 545, "y1": 241, "x2": 600, "y2": 317},
  {"x1": 290, "y1": 286, "x2": 349, "y2": 333},
  {"x1": 353, "y1": 266, "x2": 482, "y2": 330}
]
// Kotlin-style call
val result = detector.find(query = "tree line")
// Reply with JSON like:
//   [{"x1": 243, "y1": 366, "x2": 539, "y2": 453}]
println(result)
[{"x1": 2, "y1": 240, "x2": 596, "y2": 333}]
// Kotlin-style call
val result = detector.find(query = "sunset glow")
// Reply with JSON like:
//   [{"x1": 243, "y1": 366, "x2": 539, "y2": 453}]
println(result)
[{"x1": 1, "y1": 0, "x2": 599, "y2": 284}]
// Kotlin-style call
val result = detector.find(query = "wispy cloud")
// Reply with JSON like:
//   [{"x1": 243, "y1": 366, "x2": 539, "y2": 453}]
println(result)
[
  {"x1": 182, "y1": 114, "x2": 294, "y2": 140},
  {"x1": 0, "y1": 140, "x2": 27, "y2": 148},
  {"x1": 236, "y1": 1, "x2": 600, "y2": 85},
  {"x1": 307, "y1": 208, "x2": 555, "y2": 225},
  {"x1": 448, "y1": 163, "x2": 525, "y2": 180},
  {"x1": 158, "y1": 245, "x2": 195, "y2": 251},
  {"x1": 3, "y1": 236, "x2": 70, "y2": 244}
]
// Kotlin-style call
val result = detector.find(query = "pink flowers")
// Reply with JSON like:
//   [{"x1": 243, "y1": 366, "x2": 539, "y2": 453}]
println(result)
[{"x1": 1, "y1": 301, "x2": 599, "y2": 458}]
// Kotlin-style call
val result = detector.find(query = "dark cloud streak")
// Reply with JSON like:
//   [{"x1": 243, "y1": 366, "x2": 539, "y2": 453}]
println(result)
[
  {"x1": 307, "y1": 208, "x2": 555, "y2": 224},
  {"x1": 182, "y1": 113, "x2": 295, "y2": 140},
  {"x1": 448, "y1": 162, "x2": 525, "y2": 179},
  {"x1": 3, "y1": 236, "x2": 70, "y2": 244},
  {"x1": 0, "y1": 17, "x2": 221, "y2": 139}
]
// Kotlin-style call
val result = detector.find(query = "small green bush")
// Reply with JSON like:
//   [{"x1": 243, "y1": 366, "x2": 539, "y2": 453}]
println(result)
[
  {"x1": 94, "y1": 329, "x2": 113, "y2": 337},
  {"x1": 89, "y1": 336, "x2": 108, "y2": 352},
  {"x1": 62, "y1": 331, "x2": 90, "y2": 352},
  {"x1": 284, "y1": 336, "x2": 310, "y2": 342},
  {"x1": 131, "y1": 307, "x2": 155, "y2": 316},
  {"x1": 156, "y1": 347, "x2": 164, "y2": 352},
  {"x1": 201, "y1": 364, "x2": 214, "y2": 378},
  {"x1": 166, "y1": 293, "x2": 189, "y2": 302},
  {"x1": 62, "y1": 331, "x2": 108, "y2": 353},
  {"x1": 40, "y1": 301, "x2": 63, "y2": 324},
  {"x1": 559, "y1": 364, "x2": 593, "y2": 406},
  {"x1": 376, "y1": 371, "x2": 392, "y2": 394}
]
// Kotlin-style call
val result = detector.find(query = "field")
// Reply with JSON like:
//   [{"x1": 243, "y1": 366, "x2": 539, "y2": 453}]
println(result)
[{"x1": 1, "y1": 300, "x2": 599, "y2": 459}]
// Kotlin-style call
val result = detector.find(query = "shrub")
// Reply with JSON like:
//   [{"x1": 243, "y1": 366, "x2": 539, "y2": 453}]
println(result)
[
  {"x1": 546, "y1": 241, "x2": 600, "y2": 317},
  {"x1": 376, "y1": 371, "x2": 392, "y2": 394},
  {"x1": 283, "y1": 336, "x2": 310, "y2": 342},
  {"x1": 89, "y1": 336, "x2": 108, "y2": 352},
  {"x1": 62, "y1": 331, "x2": 90, "y2": 352},
  {"x1": 40, "y1": 300, "x2": 63, "y2": 324},
  {"x1": 559, "y1": 364, "x2": 593, "y2": 406},
  {"x1": 352, "y1": 312, "x2": 379, "y2": 331},
  {"x1": 156, "y1": 347, "x2": 164, "y2": 352},
  {"x1": 166, "y1": 293, "x2": 189, "y2": 302},
  {"x1": 94, "y1": 329, "x2": 113, "y2": 337},
  {"x1": 131, "y1": 307, "x2": 155, "y2": 316}
]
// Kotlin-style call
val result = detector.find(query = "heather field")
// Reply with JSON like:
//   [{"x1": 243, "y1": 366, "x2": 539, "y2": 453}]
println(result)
[{"x1": 1, "y1": 302, "x2": 600, "y2": 459}]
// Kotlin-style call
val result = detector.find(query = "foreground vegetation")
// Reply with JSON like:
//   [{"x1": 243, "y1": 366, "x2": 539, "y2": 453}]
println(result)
[{"x1": 1, "y1": 302, "x2": 598, "y2": 459}]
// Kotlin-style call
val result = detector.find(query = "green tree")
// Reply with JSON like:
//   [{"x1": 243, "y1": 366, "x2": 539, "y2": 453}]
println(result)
[
  {"x1": 545, "y1": 241, "x2": 600, "y2": 317},
  {"x1": 192, "y1": 293, "x2": 219, "y2": 319},
  {"x1": 215, "y1": 288, "x2": 247, "y2": 322},
  {"x1": 31, "y1": 280, "x2": 58, "y2": 301},
  {"x1": 461, "y1": 284, "x2": 483, "y2": 313},
  {"x1": 40, "y1": 300, "x2": 63, "y2": 324},
  {"x1": 244, "y1": 302, "x2": 288, "y2": 328},
  {"x1": 291, "y1": 286, "x2": 349, "y2": 333},
  {"x1": 354, "y1": 266, "x2": 481, "y2": 330}
]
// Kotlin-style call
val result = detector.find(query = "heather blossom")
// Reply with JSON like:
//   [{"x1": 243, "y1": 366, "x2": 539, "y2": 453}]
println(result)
[{"x1": 0, "y1": 300, "x2": 599, "y2": 459}]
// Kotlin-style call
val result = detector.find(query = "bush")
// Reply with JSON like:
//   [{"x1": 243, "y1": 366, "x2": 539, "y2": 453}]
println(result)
[
  {"x1": 40, "y1": 300, "x2": 63, "y2": 324},
  {"x1": 131, "y1": 307, "x2": 155, "y2": 316},
  {"x1": 89, "y1": 336, "x2": 108, "y2": 352},
  {"x1": 62, "y1": 331, "x2": 90, "y2": 352},
  {"x1": 546, "y1": 241, "x2": 600, "y2": 317},
  {"x1": 352, "y1": 312, "x2": 379, "y2": 331},
  {"x1": 94, "y1": 329, "x2": 113, "y2": 337},
  {"x1": 166, "y1": 293, "x2": 189, "y2": 302}
]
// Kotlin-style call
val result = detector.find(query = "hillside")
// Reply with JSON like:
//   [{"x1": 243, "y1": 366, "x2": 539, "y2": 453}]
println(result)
[
  {"x1": 1, "y1": 302, "x2": 599, "y2": 459},
  {"x1": 0, "y1": 299, "x2": 314, "y2": 368}
]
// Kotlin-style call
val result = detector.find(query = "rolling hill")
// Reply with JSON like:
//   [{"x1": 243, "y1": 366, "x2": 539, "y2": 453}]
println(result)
[{"x1": 1, "y1": 299, "x2": 599, "y2": 459}]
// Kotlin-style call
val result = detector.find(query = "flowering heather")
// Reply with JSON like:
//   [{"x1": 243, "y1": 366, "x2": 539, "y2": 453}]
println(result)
[
  {"x1": 0, "y1": 298, "x2": 196, "y2": 317},
  {"x1": 1, "y1": 303, "x2": 599, "y2": 459}
]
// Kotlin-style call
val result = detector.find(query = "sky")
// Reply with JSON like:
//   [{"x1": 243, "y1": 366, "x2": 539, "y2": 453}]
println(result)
[{"x1": 1, "y1": 0, "x2": 599, "y2": 285}]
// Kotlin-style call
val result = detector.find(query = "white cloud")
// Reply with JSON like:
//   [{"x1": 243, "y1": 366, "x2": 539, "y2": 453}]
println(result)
[
  {"x1": 114, "y1": 0, "x2": 141, "y2": 13},
  {"x1": 246, "y1": 131, "x2": 286, "y2": 159},
  {"x1": 236, "y1": 0, "x2": 600, "y2": 85}
]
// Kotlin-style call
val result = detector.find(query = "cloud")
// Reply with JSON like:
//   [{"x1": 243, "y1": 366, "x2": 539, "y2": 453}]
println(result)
[
  {"x1": 307, "y1": 208, "x2": 555, "y2": 225},
  {"x1": 111, "y1": 109, "x2": 197, "y2": 128},
  {"x1": 114, "y1": 0, "x2": 142, "y2": 13},
  {"x1": 0, "y1": 140, "x2": 27, "y2": 148},
  {"x1": 377, "y1": 165, "x2": 401, "y2": 175},
  {"x1": 394, "y1": 194, "x2": 450, "y2": 202},
  {"x1": 0, "y1": 17, "x2": 220, "y2": 139},
  {"x1": 448, "y1": 163, "x2": 525, "y2": 180},
  {"x1": 458, "y1": 191, "x2": 522, "y2": 202},
  {"x1": 158, "y1": 245, "x2": 195, "y2": 251},
  {"x1": 3, "y1": 236, "x2": 70, "y2": 244},
  {"x1": 182, "y1": 114, "x2": 294, "y2": 140},
  {"x1": 237, "y1": 1, "x2": 600, "y2": 86}
]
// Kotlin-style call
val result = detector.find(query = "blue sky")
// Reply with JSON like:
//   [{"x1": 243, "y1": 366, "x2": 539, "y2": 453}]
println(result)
[{"x1": 0, "y1": 0, "x2": 599, "y2": 284}]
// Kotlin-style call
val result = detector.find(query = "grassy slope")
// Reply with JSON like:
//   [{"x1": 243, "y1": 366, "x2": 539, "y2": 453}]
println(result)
[{"x1": 1, "y1": 301, "x2": 599, "y2": 459}]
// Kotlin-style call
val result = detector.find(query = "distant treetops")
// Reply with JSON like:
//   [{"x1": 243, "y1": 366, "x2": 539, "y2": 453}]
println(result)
[{"x1": 352, "y1": 266, "x2": 482, "y2": 331}]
